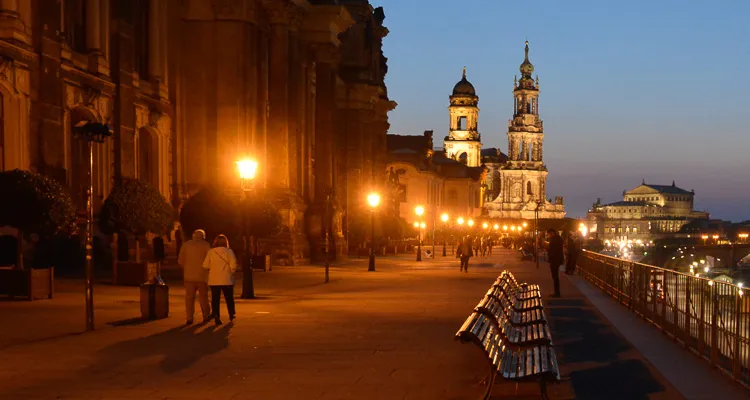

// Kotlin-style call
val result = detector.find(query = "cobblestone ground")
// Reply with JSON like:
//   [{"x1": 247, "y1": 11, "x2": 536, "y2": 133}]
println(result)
[{"x1": 0, "y1": 249, "x2": 685, "y2": 399}]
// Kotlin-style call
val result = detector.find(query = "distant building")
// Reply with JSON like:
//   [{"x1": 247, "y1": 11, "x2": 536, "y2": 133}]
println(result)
[
  {"x1": 586, "y1": 180, "x2": 710, "y2": 243},
  {"x1": 439, "y1": 42, "x2": 565, "y2": 219},
  {"x1": 386, "y1": 131, "x2": 483, "y2": 230}
]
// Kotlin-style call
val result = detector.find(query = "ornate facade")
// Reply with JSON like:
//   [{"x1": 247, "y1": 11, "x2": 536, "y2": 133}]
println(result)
[
  {"x1": 0, "y1": 0, "x2": 394, "y2": 265},
  {"x1": 444, "y1": 68, "x2": 481, "y2": 167},
  {"x1": 441, "y1": 42, "x2": 565, "y2": 219},
  {"x1": 586, "y1": 181, "x2": 710, "y2": 243}
]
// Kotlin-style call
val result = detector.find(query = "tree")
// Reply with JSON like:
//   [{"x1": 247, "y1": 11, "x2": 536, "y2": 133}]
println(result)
[
  {"x1": 241, "y1": 189, "x2": 283, "y2": 255},
  {"x1": 0, "y1": 169, "x2": 76, "y2": 268},
  {"x1": 179, "y1": 186, "x2": 241, "y2": 245},
  {"x1": 99, "y1": 179, "x2": 175, "y2": 261}
]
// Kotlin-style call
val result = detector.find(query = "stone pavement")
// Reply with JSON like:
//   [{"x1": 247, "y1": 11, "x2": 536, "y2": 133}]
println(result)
[{"x1": 0, "y1": 249, "x2": 708, "y2": 399}]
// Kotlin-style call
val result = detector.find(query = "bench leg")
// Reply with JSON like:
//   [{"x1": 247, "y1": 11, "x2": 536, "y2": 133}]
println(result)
[
  {"x1": 481, "y1": 369, "x2": 496, "y2": 400},
  {"x1": 539, "y1": 377, "x2": 549, "y2": 400}
]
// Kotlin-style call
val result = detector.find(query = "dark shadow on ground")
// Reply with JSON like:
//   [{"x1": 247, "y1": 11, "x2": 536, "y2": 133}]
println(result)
[
  {"x1": 548, "y1": 305, "x2": 632, "y2": 363},
  {"x1": 107, "y1": 317, "x2": 154, "y2": 327},
  {"x1": 91, "y1": 323, "x2": 232, "y2": 373},
  {"x1": 569, "y1": 359, "x2": 665, "y2": 400}
]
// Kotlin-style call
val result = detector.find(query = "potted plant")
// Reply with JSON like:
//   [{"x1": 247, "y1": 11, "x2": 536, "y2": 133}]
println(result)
[
  {"x1": 241, "y1": 189, "x2": 283, "y2": 271},
  {"x1": 0, "y1": 169, "x2": 76, "y2": 300},
  {"x1": 99, "y1": 179, "x2": 175, "y2": 285}
]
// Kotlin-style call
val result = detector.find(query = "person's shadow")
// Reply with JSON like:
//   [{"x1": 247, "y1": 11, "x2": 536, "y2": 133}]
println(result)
[{"x1": 90, "y1": 323, "x2": 233, "y2": 374}]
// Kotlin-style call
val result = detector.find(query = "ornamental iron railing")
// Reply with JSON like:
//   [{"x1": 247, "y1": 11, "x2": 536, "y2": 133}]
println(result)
[{"x1": 578, "y1": 251, "x2": 750, "y2": 389}]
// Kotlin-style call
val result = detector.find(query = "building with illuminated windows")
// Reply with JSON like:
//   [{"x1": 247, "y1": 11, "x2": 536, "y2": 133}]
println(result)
[{"x1": 585, "y1": 180, "x2": 710, "y2": 243}]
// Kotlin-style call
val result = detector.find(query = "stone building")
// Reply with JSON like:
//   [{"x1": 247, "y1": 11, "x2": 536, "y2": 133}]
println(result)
[
  {"x1": 585, "y1": 181, "x2": 710, "y2": 244},
  {"x1": 386, "y1": 131, "x2": 483, "y2": 232},
  {"x1": 441, "y1": 42, "x2": 565, "y2": 220},
  {"x1": 0, "y1": 0, "x2": 394, "y2": 265}
]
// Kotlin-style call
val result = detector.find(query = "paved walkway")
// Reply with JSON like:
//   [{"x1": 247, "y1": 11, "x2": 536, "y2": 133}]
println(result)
[{"x1": 0, "y1": 249, "x2": 730, "y2": 399}]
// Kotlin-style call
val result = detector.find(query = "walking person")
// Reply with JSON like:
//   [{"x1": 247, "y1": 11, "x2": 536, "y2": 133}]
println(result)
[
  {"x1": 546, "y1": 229, "x2": 564, "y2": 297},
  {"x1": 565, "y1": 234, "x2": 579, "y2": 275},
  {"x1": 457, "y1": 236, "x2": 473, "y2": 273},
  {"x1": 178, "y1": 229, "x2": 212, "y2": 325},
  {"x1": 203, "y1": 234, "x2": 237, "y2": 325},
  {"x1": 487, "y1": 237, "x2": 493, "y2": 256}
]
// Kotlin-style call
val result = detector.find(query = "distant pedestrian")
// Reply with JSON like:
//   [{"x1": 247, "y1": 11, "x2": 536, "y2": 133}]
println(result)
[
  {"x1": 565, "y1": 234, "x2": 580, "y2": 275},
  {"x1": 178, "y1": 229, "x2": 212, "y2": 325},
  {"x1": 203, "y1": 234, "x2": 238, "y2": 325},
  {"x1": 546, "y1": 229, "x2": 564, "y2": 297},
  {"x1": 457, "y1": 236, "x2": 473, "y2": 273},
  {"x1": 487, "y1": 237, "x2": 493, "y2": 256}
]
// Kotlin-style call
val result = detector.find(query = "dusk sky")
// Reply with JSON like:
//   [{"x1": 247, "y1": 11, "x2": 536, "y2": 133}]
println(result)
[{"x1": 373, "y1": 0, "x2": 750, "y2": 222}]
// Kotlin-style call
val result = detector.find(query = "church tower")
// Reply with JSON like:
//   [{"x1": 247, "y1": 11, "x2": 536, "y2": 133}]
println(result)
[
  {"x1": 444, "y1": 68, "x2": 482, "y2": 167},
  {"x1": 485, "y1": 41, "x2": 565, "y2": 219}
]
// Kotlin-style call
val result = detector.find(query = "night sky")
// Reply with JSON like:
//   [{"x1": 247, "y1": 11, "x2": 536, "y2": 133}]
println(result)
[{"x1": 373, "y1": 0, "x2": 750, "y2": 221}]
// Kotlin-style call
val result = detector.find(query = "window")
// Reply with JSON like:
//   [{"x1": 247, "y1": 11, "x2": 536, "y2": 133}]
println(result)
[
  {"x1": 457, "y1": 116, "x2": 467, "y2": 130},
  {"x1": 65, "y1": 0, "x2": 87, "y2": 53},
  {"x1": 134, "y1": 0, "x2": 150, "y2": 80}
]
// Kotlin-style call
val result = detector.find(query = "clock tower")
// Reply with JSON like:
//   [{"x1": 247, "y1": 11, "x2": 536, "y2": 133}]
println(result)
[{"x1": 444, "y1": 67, "x2": 482, "y2": 167}]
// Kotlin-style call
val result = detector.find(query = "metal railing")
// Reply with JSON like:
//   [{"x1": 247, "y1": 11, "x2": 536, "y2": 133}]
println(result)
[{"x1": 578, "y1": 251, "x2": 750, "y2": 389}]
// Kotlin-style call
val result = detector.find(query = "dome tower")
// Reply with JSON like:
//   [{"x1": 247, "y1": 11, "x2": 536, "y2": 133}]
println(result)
[{"x1": 444, "y1": 67, "x2": 482, "y2": 167}]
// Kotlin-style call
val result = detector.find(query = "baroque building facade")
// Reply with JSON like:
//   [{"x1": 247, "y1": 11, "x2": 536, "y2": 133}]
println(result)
[
  {"x1": 386, "y1": 131, "x2": 483, "y2": 233},
  {"x1": 0, "y1": 0, "x2": 394, "y2": 265},
  {"x1": 442, "y1": 42, "x2": 565, "y2": 220},
  {"x1": 586, "y1": 181, "x2": 710, "y2": 244}
]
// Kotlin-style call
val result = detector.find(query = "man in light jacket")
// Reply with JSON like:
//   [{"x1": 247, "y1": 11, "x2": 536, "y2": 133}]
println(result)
[{"x1": 178, "y1": 229, "x2": 212, "y2": 324}]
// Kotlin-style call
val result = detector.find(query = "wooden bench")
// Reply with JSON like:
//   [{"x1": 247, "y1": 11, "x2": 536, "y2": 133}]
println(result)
[{"x1": 456, "y1": 271, "x2": 560, "y2": 399}]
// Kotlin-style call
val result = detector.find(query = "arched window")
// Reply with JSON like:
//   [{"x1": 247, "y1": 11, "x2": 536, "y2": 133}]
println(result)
[{"x1": 527, "y1": 181, "x2": 533, "y2": 196}]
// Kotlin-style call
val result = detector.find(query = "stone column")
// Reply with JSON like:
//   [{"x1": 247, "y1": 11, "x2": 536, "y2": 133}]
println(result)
[
  {"x1": 288, "y1": 19, "x2": 304, "y2": 194},
  {"x1": 85, "y1": 0, "x2": 101, "y2": 52},
  {"x1": 312, "y1": 44, "x2": 337, "y2": 203},
  {"x1": 266, "y1": 14, "x2": 291, "y2": 189},
  {"x1": 148, "y1": 0, "x2": 161, "y2": 81}
]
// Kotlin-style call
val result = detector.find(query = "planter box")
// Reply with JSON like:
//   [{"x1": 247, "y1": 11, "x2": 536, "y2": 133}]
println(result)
[
  {"x1": 140, "y1": 283, "x2": 169, "y2": 320},
  {"x1": 0, "y1": 267, "x2": 54, "y2": 301},
  {"x1": 113, "y1": 261, "x2": 148, "y2": 286},
  {"x1": 251, "y1": 255, "x2": 271, "y2": 272}
]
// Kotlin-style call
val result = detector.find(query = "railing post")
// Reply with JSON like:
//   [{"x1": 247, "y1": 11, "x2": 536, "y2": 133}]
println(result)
[
  {"x1": 710, "y1": 287, "x2": 719, "y2": 366},
  {"x1": 698, "y1": 280, "x2": 706, "y2": 356},
  {"x1": 671, "y1": 273, "x2": 679, "y2": 338},
  {"x1": 733, "y1": 293, "x2": 741, "y2": 379},
  {"x1": 685, "y1": 277, "x2": 691, "y2": 346}
]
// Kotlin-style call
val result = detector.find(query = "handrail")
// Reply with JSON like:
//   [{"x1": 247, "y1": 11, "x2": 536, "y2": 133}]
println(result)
[{"x1": 578, "y1": 251, "x2": 750, "y2": 390}]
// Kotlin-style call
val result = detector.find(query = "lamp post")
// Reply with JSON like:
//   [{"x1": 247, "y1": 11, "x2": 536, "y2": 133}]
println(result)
[
  {"x1": 456, "y1": 217, "x2": 464, "y2": 254},
  {"x1": 73, "y1": 121, "x2": 112, "y2": 331},
  {"x1": 324, "y1": 188, "x2": 333, "y2": 283},
  {"x1": 367, "y1": 192, "x2": 380, "y2": 272},
  {"x1": 415, "y1": 205, "x2": 425, "y2": 261},
  {"x1": 534, "y1": 199, "x2": 542, "y2": 269},
  {"x1": 739, "y1": 233, "x2": 749, "y2": 243},
  {"x1": 237, "y1": 159, "x2": 258, "y2": 299},
  {"x1": 441, "y1": 213, "x2": 449, "y2": 256},
  {"x1": 701, "y1": 234, "x2": 709, "y2": 246}
]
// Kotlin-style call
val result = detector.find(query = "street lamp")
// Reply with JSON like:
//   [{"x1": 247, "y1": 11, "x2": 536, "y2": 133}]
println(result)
[
  {"x1": 237, "y1": 158, "x2": 258, "y2": 299},
  {"x1": 73, "y1": 121, "x2": 112, "y2": 331},
  {"x1": 441, "y1": 213, "x2": 449, "y2": 256},
  {"x1": 468, "y1": 219, "x2": 474, "y2": 228},
  {"x1": 367, "y1": 192, "x2": 380, "y2": 271},
  {"x1": 701, "y1": 234, "x2": 708, "y2": 246},
  {"x1": 415, "y1": 205, "x2": 425, "y2": 261},
  {"x1": 738, "y1": 233, "x2": 749, "y2": 243},
  {"x1": 482, "y1": 222, "x2": 489, "y2": 230}
]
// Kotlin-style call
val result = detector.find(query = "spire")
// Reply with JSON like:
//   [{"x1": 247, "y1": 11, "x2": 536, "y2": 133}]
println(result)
[
  {"x1": 524, "y1": 40, "x2": 530, "y2": 62},
  {"x1": 642, "y1": 178, "x2": 646, "y2": 185},
  {"x1": 519, "y1": 40, "x2": 535, "y2": 79},
  {"x1": 462, "y1": 66, "x2": 467, "y2": 79},
  {"x1": 672, "y1": 180, "x2": 676, "y2": 187}
]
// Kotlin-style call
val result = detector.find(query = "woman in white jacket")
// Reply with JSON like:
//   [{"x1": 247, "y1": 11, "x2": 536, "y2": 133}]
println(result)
[{"x1": 202, "y1": 234, "x2": 237, "y2": 324}]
